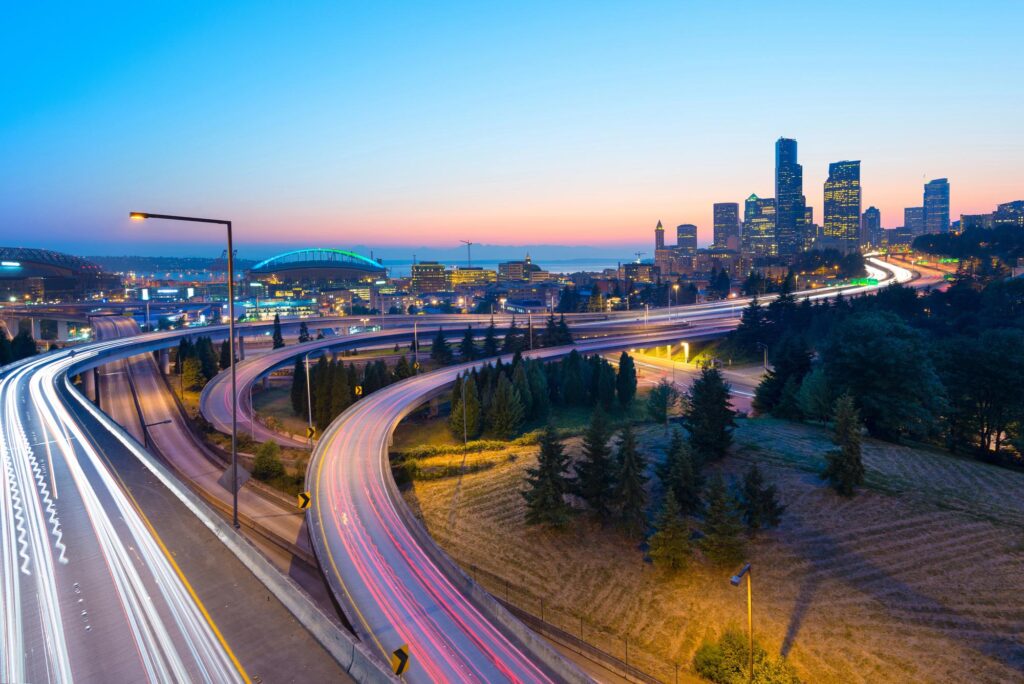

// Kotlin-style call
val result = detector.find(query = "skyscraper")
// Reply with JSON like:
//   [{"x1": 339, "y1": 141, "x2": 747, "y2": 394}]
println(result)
[
  {"x1": 993, "y1": 200, "x2": 1024, "y2": 229},
  {"x1": 743, "y1": 194, "x2": 777, "y2": 257},
  {"x1": 774, "y1": 137, "x2": 805, "y2": 256},
  {"x1": 676, "y1": 224, "x2": 697, "y2": 255},
  {"x1": 713, "y1": 203, "x2": 740, "y2": 250},
  {"x1": 923, "y1": 178, "x2": 950, "y2": 234},
  {"x1": 823, "y1": 160, "x2": 862, "y2": 253},
  {"x1": 904, "y1": 207, "x2": 925, "y2": 236},
  {"x1": 861, "y1": 206, "x2": 882, "y2": 247},
  {"x1": 654, "y1": 220, "x2": 665, "y2": 250}
]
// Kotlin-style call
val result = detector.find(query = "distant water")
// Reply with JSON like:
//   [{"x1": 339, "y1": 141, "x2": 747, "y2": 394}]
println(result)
[{"x1": 386, "y1": 259, "x2": 624, "y2": 278}]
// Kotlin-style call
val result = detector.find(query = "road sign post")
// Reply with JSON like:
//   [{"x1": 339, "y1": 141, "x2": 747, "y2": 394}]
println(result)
[
  {"x1": 390, "y1": 644, "x2": 410, "y2": 676},
  {"x1": 297, "y1": 491, "x2": 311, "y2": 510}
]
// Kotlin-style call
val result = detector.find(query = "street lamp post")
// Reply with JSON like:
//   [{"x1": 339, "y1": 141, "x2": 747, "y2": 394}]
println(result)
[
  {"x1": 756, "y1": 341, "x2": 768, "y2": 371},
  {"x1": 304, "y1": 350, "x2": 315, "y2": 444},
  {"x1": 131, "y1": 211, "x2": 241, "y2": 529},
  {"x1": 672, "y1": 283, "x2": 679, "y2": 319},
  {"x1": 730, "y1": 563, "x2": 754, "y2": 684}
]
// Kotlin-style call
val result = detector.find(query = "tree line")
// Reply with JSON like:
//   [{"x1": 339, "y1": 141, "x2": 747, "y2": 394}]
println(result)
[
  {"x1": 175, "y1": 336, "x2": 232, "y2": 391},
  {"x1": 0, "y1": 327, "x2": 39, "y2": 366},
  {"x1": 522, "y1": 364, "x2": 787, "y2": 571},
  {"x1": 731, "y1": 275, "x2": 1024, "y2": 466}
]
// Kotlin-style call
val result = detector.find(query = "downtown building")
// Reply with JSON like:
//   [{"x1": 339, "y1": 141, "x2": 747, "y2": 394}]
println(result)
[
  {"x1": 713, "y1": 203, "x2": 741, "y2": 250},
  {"x1": 904, "y1": 207, "x2": 926, "y2": 237},
  {"x1": 861, "y1": 206, "x2": 882, "y2": 247},
  {"x1": 774, "y1": 138, "x2": 806, "y2": 256},
  {"x1": 923, "y1": 178, "x2": 951, "y2": 234},
  {"x1": 743, "y1": 194, "x2": 777, "y2": 257},
  {"x1": 822, "y1": 160, "x2": 862, "y2": 253}
]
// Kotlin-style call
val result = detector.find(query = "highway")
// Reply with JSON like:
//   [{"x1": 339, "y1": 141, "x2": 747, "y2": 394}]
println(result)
[{"x1": 304, "y1": 257, "x2": 919, "y2": 683}]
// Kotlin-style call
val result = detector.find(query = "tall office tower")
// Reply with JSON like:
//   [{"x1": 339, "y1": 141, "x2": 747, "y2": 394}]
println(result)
[
  {"x1": 654, "y1": 220, "x2": 665, "y2": 250},
  {"x1": 743, "y1": 193, "x2": 777, "y2": 257},
  {"x1": 774, "y1": 137, "x2": 805, "y2": 256},
  {"x1": 676, "y1": 224, "x2": 698, "y2": 255},
  {"x1": 802, "y1": 206, "x2": 818, "y2": 249},
  {"x1": 713, "y1": 202, "x2": 741, "y2": 250},
  {"x1": 862, "y1": 206, "x2": 882, "y2": 247},
  {"x1": 904, "y1": 206, "x2": 925, "y2": 236},
  {"x1": 923, "y1": 178, "x2": 950, "y2": 234},
  {"x1": 823, "y1": 160, "x2": 862, "y2": 253}
]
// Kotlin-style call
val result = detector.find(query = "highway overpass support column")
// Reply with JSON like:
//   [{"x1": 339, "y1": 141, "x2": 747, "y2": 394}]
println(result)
[
  {"x1": 237, "y1": 334, "x2": 245, "y2": 360},
  {"x1": 56, "y1": 320, "x2": 69, "y2": 342},
  {"x1": 159, "y1": 348, "x2": 170, "y2": 375},
  {"x1": 83, "y1": 367, "x2": 97, "y2": 404}
]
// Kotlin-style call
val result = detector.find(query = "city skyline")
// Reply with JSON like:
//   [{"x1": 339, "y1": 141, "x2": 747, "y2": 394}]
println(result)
[{"x1": 2, "y1": 2, "x2": 1023, "y2": 255}]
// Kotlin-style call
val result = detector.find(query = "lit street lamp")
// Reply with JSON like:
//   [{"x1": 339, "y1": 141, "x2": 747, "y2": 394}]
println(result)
[
  {"x1": 131, "y1": 211, "x2": 241, "y2": 529},
  {"x1": 730, "y1": 562, "x2": 754, "y2": 684}
]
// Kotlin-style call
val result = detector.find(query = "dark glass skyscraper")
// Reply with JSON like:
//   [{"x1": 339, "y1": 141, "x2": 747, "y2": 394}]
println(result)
[
  {"x1": 923, "y1": 178, "x2": 950, "y2": 234},
  {"x1": 823, "y1": 160, "x2": 861, "y2": 253},
  {"x1": 861, "y1": 206, "x2": 881, "y2": 247},
  {"x1": 713, "y1": 203, "x2": 740, "y2": 250},
  {"x1": 904, "y1": 206, "x2": 925, "y2": 236},
  {"x1": 676, "y1": 224, "x2": 697, "y2": 255},
  {"x1": 774, "y1": 137, "x2": 805, "y2": 256},
  {"x1": 743, "y1": 193, "x2": 776, "y2": 257}
]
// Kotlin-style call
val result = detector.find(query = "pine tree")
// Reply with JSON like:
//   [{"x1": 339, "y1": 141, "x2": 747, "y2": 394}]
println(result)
[
  {"x1": 393, "y1": 355, "x2": 412, "y2": 380},
  {"x1": 575, "y1": 407, "x2": 616, "y2": 520},
  {"x1": 657, "y1": 429, "x2": 702, "y2": 515},
  {"x1": 502, "y1": 319, "x2": 521, "y2": 353},
  {"x1": 646, "y1": 379, "x2": 679, "y2": 426},
  {"x1": 822, "y1": 394, "x2": 865, "y2": 496},
  {"x1": 449, "y1": 374, "x2": 482, "y2": 441},
  {"x1": 297, "y1": 322, "x2": 311, "y2": 343},
  {"x1": 773, "y1": 376, "x2": 803, "y2": 421},
  {"x1": 219, "y1": 339, "x2": 232, "y2": 370},
  {"x1": 682, "y1": 367, "x2": 736, "y2": 464},
  {"x1": 290, "y1": 355, "x2": 308, "y2": 417},
  {"x1": 561, "y1": 350, "x2": 586, "y2": 406},
  {"x1": 512, "y1": 361, "x2": 533, "y2": 418},
  {"x1": 314, "y1": 357, "x2": 333, "y2": 431},
  {"x1": 459, "y1": 325, "x2": 477, "y2": 360},
  {"x1": 597, "y1": 359, "x2": 617, "y2": 411},
  {"x1": 739, "y1": 464, "x2": 785, "y2": 532},
  {"x1": 430, "y1": 327, "x2": 453, "y2": 365},
  {"x1": 175, "y1": 338, "x2": 193, "y2": 373},
  {"x1": 483, "y1": 320, "x2": 499, "y2": 357},
  {"x1": 616, "y1": 351, "x2": 637, "y2": 407},
  {"x1": 541, "y1": 314, "x2": 560, "y2": 347},
  {"x1": 797, "y1": 366, "x2": 831, "y2": 424},
  {"x1": 182, "y1": 356, "x2": 204, "y2": 391},
  {"x1": 488, "y1": 374, "x2": 524, "y2": 439},
  {"x1": 648, "y1": 490, "x2": 690, "y2": 572},
  {"x1": 522, "y1": 425, "x2": 573, "y2": 527},
  {"x1": 556, "y1": 314, "x2": 573, "y2": 345},
  {"x1": 272, "y1": 313, "x2": 284, "y2": 349},
  {"x1": 700, "y1": 474, "x2": 746, "y2": 566},
  {"x1": 0, "y1": 334, "x2": 11, "y2": 366},
  {"x1": 197, "y1": 337, "x2": 219, "y2": 380},
  {"x1": 527, "y1": 360, "x2": 550, "y2": 420},
  {"x1": 613, "y1": 424, "x2": 649, "y2": 535},
  {"x1": 330, "y1": 360, "x2": 351, "y2": 419}
]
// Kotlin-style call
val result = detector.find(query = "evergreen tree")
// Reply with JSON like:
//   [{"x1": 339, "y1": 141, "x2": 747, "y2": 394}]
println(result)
[
  {"x1": 459, "y1": 325, "x2": 477, "y2": 360},
  {"x1": 0, "y1": 334, "x2": 11, "y2": 366},
  {"x1": 290, "y1": 356, "x2": 308, "y2": 417},
  {"x1": 797, "y1": 366, "x2": 831, "y2": 423},
  {"x1": 732, "y1": 295, "x2": 767, "y2": 358},
  {"x1": 657, "y1": 429, "x2": 702, "y2": 515},
  {"x1": 616, "y1": 351, "x2": 637, "y2": 407},
  {"x1": 512, "y1": 362, "x2": 533, "y2": 419},
  {"x1": 613, "y1": 424, "x2": 649, "y2": 535},
  {"x1": 574, "y1": 407, "x2": 616, "y2": 520},
  {"x1": 218, "y1": 339, "x2": 232, "y2": 370},
  {"x1": 699, "y1": 475, "x2": 746, "y2": 566},
  {"x1": 682, "y1": 367, "x2": 736, "y2": 464},
  {"x1": 527, "y1": 361, "x2": 550, "y2": 420},
  {"x1": 739, "y1": 464, "x2": 785, "y2": 532},
  {"x1": 272, "y1": 313, "x2": 284, "y2": 349},
  {"x1": 502, "y1": 319, "x2": 522, "y2": 353},
  {"x1": 541, "y1": 314, "x2": 560, "y2": 347},
  {"x1": 556, "y1": 314, "x2": 573, "y2": 345},
  {"x1": 252, "y1": 440, "x2": 285, "y2": 481},
  {"x1": 522, "y1": 424, "x2": 573, "y2": 526},
  {"x1": 773, "y1": 376, "x2": 803, "y2": 421},
  {"x1": 313, "y1": 356, "x2": 333, "y2": 431},
  {"x1": 297, "y1": 322, "x2": 311, "y2": 343},
  {"x1": 822, "y1": 394, "x2": 865, "y2": 496},
  {"x1": 182, "y1": 356, "x2": 204, "y2": 391},
  {"x1": 430, "y1": 327, "x2": 453, "y2": 365},
  {"x1": 646, "y1": 379, "x2": 679, "y2": 426},
  {"x1": 393, "y1": 355, "x2": 413, "y2": 380},
  {"x1": 648, "y1": 490, "x2": 690, "y2": 572},
  {"x1": 197, "y1": 337, "x2": 219, "y2": 381},
  {"x1": 448, "y1": 374, "x2": 482, "y2": 441},
  {"x1": 175, "y1": 338, "x2": 193, "y2": 373},
  {"x1": 10, "y1": 330, "x2": 37, "y2": 361},
  {"x1": 482, "y1": 320, "x2": 499, "y2": 357},
  {"x1": 330, "y1": 360, "x2": 351, "y2": 418},
  {"x1": 488, "y1": 374, "x2": 524, "y2": 439},
  {"x1": 346, "y1": 363, "x2": 359, "y2": 401},
  {"x1": 561, "y1": 350, "x2": 586, "y2": 406}
]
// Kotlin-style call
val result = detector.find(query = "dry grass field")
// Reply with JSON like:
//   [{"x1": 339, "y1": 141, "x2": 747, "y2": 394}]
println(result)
[{"x1": 399, "y1": 416, "x2": 1024, "y2": 683}]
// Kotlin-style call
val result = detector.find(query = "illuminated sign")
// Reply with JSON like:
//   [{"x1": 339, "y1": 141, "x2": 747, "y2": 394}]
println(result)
[
  {"x1": 186, "y1": 287, "x2": 195, "y2": 298},
  {"x1": 1, "y1": 261, "x2": 20, "y2": 267},
  {"x1": 141, "y1": 288, "x2": 150, "y2": 301}
]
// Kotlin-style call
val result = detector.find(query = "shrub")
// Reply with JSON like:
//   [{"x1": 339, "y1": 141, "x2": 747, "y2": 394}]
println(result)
[
  {"x1": 694, "y1": 629, "x2": 801, "y2": 684},
  {"x1": 252, "y1": 440, "x2": 285, "y2": 481}
]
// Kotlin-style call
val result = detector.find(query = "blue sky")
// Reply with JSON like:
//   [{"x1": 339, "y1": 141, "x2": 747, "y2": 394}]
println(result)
[{"x1": 1, "y1": 1, "x2": 1021, "y2": 258}]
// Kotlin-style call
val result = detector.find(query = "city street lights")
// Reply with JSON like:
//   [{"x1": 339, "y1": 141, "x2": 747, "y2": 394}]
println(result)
[
  {"x1": 131, "y1": 211, "x2": 241, "y2": 529},
  {"x1": 755, "y1": 341, "x2": 768, "y2": 371},
  {"x1": 672, "y1": 283, "x2": 679, "y2": 319},
  {"x1": 730, "y1": 562, "x2": 754, "y2": 684}
]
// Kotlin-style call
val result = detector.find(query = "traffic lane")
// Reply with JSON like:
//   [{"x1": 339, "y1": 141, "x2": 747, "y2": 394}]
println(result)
[{"x1": 64, "y1": 371, "x2": 353, "y2": 683}]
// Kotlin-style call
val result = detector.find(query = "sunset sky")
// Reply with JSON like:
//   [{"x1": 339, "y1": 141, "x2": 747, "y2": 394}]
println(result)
[{"x1": 2, "y1": 1, "x2": 1022, "y2": 258}]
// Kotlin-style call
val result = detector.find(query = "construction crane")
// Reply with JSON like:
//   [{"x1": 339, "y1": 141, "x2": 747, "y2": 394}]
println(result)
[
  {"x1": 634, "y1": 251, "x2": 645, "y2": 263},
  {"x1": 460, "y1": 240, "x2": 473, "y2": 268}
]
